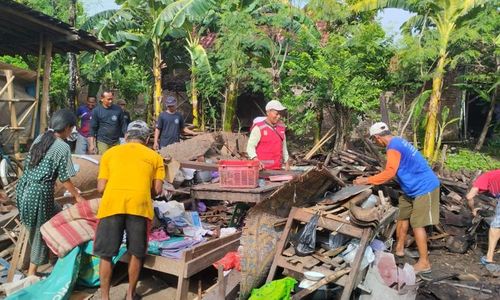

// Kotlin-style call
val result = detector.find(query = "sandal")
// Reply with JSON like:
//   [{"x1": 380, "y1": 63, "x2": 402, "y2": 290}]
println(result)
[
  {"x1": 480, "y1": 256, "x2": 494, "y2": 266},
  {"x1": 414, "y1": 267, "x2": 432, "y2": 275}
]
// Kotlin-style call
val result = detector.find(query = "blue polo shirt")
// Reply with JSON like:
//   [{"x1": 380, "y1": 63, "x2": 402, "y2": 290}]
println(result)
[{"x1": 388, "y1": 137, "x2": 440, "y2": 198}]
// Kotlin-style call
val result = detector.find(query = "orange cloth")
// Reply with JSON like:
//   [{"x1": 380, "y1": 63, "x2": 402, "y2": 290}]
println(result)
[{"x1": 367, "y1": 149, "x2": 401, "y2": 185}]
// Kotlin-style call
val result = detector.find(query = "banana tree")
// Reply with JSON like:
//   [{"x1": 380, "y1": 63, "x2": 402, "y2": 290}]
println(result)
[
  {"x1": 352, "y1": 0, "x2": 485, "y2": 159},
  {"x1": 82, "y1": 0, "x2": 215, "y2": 118},
  {"x1": 185, "y1": 29, "x2": 212, "y2": 128},
  {"x1": 432, "y1": 106, "x2": 460, "y2": 163}
]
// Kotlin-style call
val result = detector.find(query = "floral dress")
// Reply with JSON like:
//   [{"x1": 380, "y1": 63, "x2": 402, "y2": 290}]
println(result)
[{"x1": 16, "y1": 137, "x2": 76, "y2": 265}]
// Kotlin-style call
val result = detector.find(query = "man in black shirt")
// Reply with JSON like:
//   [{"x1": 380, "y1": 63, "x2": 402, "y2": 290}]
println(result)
[
  {"x1": 89, "y1": 91, "x2": 127, "y2": 154},
  {"x1": 117, "y1": 99, "x2": 131, "y2": 127},
  {"x1": 153, "y1": 96, "x2": 197, "y2": 150}
]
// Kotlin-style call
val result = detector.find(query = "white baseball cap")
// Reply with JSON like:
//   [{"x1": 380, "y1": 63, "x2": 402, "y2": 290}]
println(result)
[
  {"x1": 265, "y1": 100, "x2": 286, "y2": 111},
  {"x1": 369, "y1": 122, "x2": 390, "y2": 137}
]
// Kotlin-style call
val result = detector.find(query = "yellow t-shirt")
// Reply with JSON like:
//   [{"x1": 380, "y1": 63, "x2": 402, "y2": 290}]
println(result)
[{"x1": 97, "y1": 142, "x2": 166, "y2": 220}]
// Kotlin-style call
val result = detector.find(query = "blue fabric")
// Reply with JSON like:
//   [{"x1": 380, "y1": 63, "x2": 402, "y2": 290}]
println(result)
[
  {"x1": 6, "y1": 245, "x2": 82, "y2": 300},
  {"x1": 76, "y1": 241, "x2": 127, "y2": 288},
  {"x1": 387, "y1": 137, "x2": 440, "y2": 198}
]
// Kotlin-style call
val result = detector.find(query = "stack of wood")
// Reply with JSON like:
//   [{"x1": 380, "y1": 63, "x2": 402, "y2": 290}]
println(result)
[{"x1": 199, "y1": 204, "x2": 235, "y2": 227}]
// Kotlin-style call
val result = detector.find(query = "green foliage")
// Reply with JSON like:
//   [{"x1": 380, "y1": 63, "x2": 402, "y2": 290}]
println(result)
[
  {"x1": 281, "y1": 19, "x2": 392, "y2": 136},
  {"x1": 0, "y1": 56, "x2": 30, "y2": 69},
  {"x1": 17, "y1": 0, "x2": 85, "y2": 24},
  {"x1": 48, "y1": 56, "x2": 70, "y2": 111},
  {"x1": 445, "y1": 149, "x2": 500, "y2": 171}
]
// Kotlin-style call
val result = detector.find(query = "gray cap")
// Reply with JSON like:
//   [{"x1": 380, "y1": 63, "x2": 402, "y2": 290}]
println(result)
[
  {"x1": 126, "y1": 120, "x2": 150, "y2": 140},
  {"x1": 163, "y1": 96, "x2": 177, "y2": 106}
]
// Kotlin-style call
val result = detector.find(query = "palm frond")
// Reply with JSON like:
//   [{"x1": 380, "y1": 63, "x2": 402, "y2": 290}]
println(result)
[
  {"x1": 154, "y1": 0, "x2": 215, "y2": 37},
  {"x1": 81, "y1": 9, "x2": 118, "y2": 31},
  {"x1": 351, "y1": 0, "x2": 413, "y2": 13}
]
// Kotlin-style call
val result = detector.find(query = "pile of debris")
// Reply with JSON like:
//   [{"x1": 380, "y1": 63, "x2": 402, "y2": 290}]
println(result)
[{"x1": 295, "y1": 141, "x2": 497, "y2": 258}]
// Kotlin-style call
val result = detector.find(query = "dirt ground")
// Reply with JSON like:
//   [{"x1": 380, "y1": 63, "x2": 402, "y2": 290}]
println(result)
[
  {"x1": 71, "y1": 263, "x2": 219, "y2": 300},
  {"x1": 67, "y1": 246, "x2": 499, "y2": 300},
  {"x1": 414, "y1": 248, "x2": 500, "y2": 300}
]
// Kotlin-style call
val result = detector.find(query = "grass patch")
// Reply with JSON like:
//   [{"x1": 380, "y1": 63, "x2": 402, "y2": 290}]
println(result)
[{"x1": 445, "y1": 149, "x2": 500, "y2": 171}]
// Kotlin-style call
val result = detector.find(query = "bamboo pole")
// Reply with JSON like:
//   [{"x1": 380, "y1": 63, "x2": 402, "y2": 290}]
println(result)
[{"x1": 304, "y1": 127, "x2": 334, "y2": 160}]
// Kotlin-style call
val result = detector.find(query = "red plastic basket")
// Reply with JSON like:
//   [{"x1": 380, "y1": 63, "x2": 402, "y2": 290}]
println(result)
[{"x1": 218, "y1": 160, "x2": 260, "y2": 188}]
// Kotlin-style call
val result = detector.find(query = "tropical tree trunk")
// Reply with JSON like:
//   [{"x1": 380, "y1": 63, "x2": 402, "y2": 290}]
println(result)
[
  {"x1": 200, "y1": 96, "x2": 206, "y2": 131},
  {"x1": 223, "y1": 80, "x2": 238, "y2": 132},
  {"x1": 153, "y1": 39, "x2": 163, "y2": 118},
  {"x1": 68, "y1": 0, "x2": 78, "y2": 112},
  {"x1": 333, "y1": 104, "x2": 349, "y2": 151},
  {"x1": 314, "y1": 106, "x2": 323, "y2": 144},
  {"x1": 191, "y1": 72, "x2": 200, "y2": 127},
  {"x1": 475, "y1": 59, "x2": 498, "y2": 151},
  {"x1": 423, "y1": 53, "x2": 447, "y2": 158}
]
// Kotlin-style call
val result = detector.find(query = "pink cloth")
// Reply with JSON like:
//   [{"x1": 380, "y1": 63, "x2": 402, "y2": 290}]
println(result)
[
  {"x1": 149, "y1": 229, "x2": 169, "y2": 242},
  {"x1": 41, "y1": 199, "x2": 100, "y2": 257}
]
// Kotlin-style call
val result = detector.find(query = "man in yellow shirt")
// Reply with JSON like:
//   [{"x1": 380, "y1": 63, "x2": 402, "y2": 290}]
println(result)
[{"x1": 94, "y1": 120, "x2": 165, "y2": 300}]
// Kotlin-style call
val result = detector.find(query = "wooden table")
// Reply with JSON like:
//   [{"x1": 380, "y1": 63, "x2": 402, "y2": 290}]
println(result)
[
  {"x1": 191, "y1": 182, "x2": 283, "y2": 203},
  {"x1": 120, "y1": 232, "x2": 241, "y2": 300},
  {"x1": 266, "y1": 206, "x2": 398, "y2": 300}
]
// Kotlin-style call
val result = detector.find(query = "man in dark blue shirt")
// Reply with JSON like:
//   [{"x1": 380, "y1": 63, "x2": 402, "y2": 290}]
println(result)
[
  {"x1": 88, "y1": 91, "x2": 127, "y2": 155},
  {"x1": 153, "y1": 96, "x2": 197, "y2": 150}
]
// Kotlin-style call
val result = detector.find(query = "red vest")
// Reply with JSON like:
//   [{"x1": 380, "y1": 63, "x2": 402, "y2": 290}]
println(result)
[{"x1": 253, "y1": 121, "x2": 286, "y2": 170}]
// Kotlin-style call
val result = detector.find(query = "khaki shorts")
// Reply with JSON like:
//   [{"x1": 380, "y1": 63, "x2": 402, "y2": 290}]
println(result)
[
  {"x1": 97, "y1": 141, "x2": 118, "y2": 155},
  {"x1": 398, "y1": 186, "x2": 440, "y2": 228}
]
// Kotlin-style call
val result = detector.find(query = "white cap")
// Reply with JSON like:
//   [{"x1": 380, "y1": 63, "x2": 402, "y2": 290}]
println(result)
[
  {"x1": 369, "y1": 122, "x2": 390, "y2": 136},
  {"x1": 252, "y1": 116, "x2": 267, "y2": 124},
  {"x1": 265, "y1": 100, "x2": 286, "y2": 111}
]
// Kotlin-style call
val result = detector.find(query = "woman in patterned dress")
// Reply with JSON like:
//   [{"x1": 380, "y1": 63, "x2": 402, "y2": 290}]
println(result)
[{"x1": 16, "y1": 109, "x2": 87, "y2": 276}]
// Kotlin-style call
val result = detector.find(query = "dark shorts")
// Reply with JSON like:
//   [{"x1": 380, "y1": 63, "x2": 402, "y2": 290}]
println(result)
[{"x1": 94, "y1": 214, "x2": 149, "y2": 258}]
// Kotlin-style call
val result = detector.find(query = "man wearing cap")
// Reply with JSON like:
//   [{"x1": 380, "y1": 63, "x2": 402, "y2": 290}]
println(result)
[
  {"x1": 153, "y1": 95, "x2": 198, "y2": 150},
  {"x1": 247, "y1": 100, "x2": 290, "y2": 170},
  {"x1": 465, "y1": 170, "x2": 500, "y2": 270},
  {"x1": 75, "y1": 96, "x2": 97, "y2": 154},
  {"x1": 353, "y1": 122, "x2": 440, "y2": 274},
  {"x1": 94, "y1": 120, "x2": 165, "y2": 300},
  {"x1": 88, "y1": 91, "x2": 127, "y2": 155},
  {"x1": 117, "y1": 99, "x2": 131, "y2": 127}
]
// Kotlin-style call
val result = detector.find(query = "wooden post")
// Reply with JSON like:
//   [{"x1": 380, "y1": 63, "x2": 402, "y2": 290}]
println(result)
[
  {"x1": 40, "y1": 39, "x2": 53, "y2": 132},
  {"x1": 5, "y1": 70, "x2": 20, "y2": 159},
  {"x1": 31, "y1": 34, "x2": 44, "y2": 139}
]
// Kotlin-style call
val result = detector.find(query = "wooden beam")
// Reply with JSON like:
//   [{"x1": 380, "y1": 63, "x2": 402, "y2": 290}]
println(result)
[
  {"x1": 18, "y1": 102, "x2": 37, "y2": 126},
  {"x1": 5, "y1": 70, "x2": 20, "y2": 158},
  {"x1": 40, "y1": 39, "x2": 52, "y2": 132},
  {"x1": 0, "y1": 73, "x2": 15, "y2": 98},
  {"x1": 32, "y1": 34, "x2": 43, "y2": 138}
]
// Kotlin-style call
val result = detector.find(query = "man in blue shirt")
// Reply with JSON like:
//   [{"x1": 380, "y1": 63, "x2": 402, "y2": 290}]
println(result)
[
  {"x1": 153, "y1": 96, "x2": 197, "y2": 150},
  {"x1": 354, "y1": 122, "x2": 440, "y2": 275}
]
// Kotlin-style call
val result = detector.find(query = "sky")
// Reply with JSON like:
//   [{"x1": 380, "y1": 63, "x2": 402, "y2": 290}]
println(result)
[{"x1": 81, "y1": 0, "x2": 412, "y2": 39}]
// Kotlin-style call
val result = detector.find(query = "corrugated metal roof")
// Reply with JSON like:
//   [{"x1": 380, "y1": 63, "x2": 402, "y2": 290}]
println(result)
[{"x1": 0, "y1": 0, "x2": 113, "y2": 55}]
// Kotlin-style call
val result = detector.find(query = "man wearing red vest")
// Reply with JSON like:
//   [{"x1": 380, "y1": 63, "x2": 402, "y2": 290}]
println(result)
[{"x1": 247, "y1": 100, "x2": 290, "y2": 170}]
